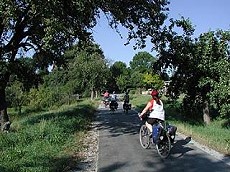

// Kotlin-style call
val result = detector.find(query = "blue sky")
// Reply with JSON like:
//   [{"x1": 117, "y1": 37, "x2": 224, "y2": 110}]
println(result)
[{"x1": 92, "y1": 0, "x2": 230, "y2": 66}]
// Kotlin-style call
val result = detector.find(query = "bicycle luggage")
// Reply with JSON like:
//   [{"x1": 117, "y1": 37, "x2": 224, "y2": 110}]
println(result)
[
  {"x1": 152, "y1": 124, "x2": 162, "y2": 144},
  {"x1": 167, "y1": 124, "x2": 177, "y2": 143}
]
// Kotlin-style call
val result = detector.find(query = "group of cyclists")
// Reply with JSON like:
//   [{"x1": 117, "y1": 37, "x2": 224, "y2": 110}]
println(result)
[
  {"x1": 103, "y1": 90, "x2": 130, "y2": 111},
  {"x1": 102, "y1": 89, "x2": 163, "y2": 118},
  {"x1": 102, "y1": 88, "x2": 176, "y2": 137},
  {"x1": 103, "y1": 90, "x2": 177, "y2": 158},
  {"x1": 103, "y1": 90, "x2": 119, "y2": 110}
]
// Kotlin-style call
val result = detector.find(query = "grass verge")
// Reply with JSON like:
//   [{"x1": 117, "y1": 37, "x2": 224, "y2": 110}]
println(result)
[{"x1": 0, "y1": 99, "x2": 98, "y2": 172}]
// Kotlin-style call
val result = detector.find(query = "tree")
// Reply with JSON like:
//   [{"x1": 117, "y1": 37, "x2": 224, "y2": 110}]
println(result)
[
  {"x1": 6, "y1": 79, "x2": 28, "y2": 115},
  {"x1": 143, "y1": 73, "x2": 164, "y2": 90},
  {"x1": 110, "y1": 61, "x2": 127, "y2": 79},
  {"x1": 196, "y1": 31, "x2": 230, "y2": 121},
  {"x1": 156, "y1": 17, "x2": 230, "y2": 124},
  {"x1": 130, "y1": 71, "x2": 144, "y2": 94},
  {"x1": 109, "y1": 61, "x2": 129, "y2": 92},
  {"x1": 116, "y1": 74, "x2": 131, "y2": 92},
  {"x1": 65, "y1": 43, "x2": 109, "y2": 100},
  {"x1": 0, "y1": 0, "x2": 169, "y2": 130},
  {"x1": 130, "y1": 51, "x2": 157, "y2": 73}
]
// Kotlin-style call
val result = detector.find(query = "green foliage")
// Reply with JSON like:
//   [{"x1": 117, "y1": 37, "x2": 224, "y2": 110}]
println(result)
[
  {"x1": 0, "y1": 100, "x2": 97, "y2": 171},
  {"x1": 128, "y1": 51, "x2": 161, "y2": 92},
  {"x1": 66, "y1": 44, "x2": 109, "y2": 95},
  {"x1": 0, "y1": 0, "x2": 169, "y2": 77},
  {"x1": 110, "y1": 61, "x2": 128, "y2": 79},
  {"x1": 143, "y1": 73, "x2": 164, "y2": 89},
  {"x1": 130, "y1": 71, "x2": 144, "y2": 89},
  {"x1": 23, "y1": 42, "x2": 109, "y2": 110},
  {"x1": 130, "y1": 51, "x2": 157, "y2": 73},
  {"x1": 6, "y1": 80, "x2": 28, "y2": 114},
  {"x1": 28, "y1": 86, "x2": 61, "y2": 110},
  {"x1": 157, "y1": 17, "x2": 230, "y2": 120},
  {"x1": 116, "y1": 74, "x2": 130, "y2": 92},
  {"x1": 196, "y1": 31, "x2": 230, "y2": 118},
  {"x1": 109, "y1": 61, "x2": 130, "y2": 92},
  {"x1": 13, "y1": 58, "x2": 41, "y2": 90},
  {"x1": 0, "y1": 0, "x2": 170, "y2": 114}
]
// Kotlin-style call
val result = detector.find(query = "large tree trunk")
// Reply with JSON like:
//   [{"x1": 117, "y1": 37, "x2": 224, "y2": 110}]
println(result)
[
  {"x1": 95, "y1": 90, "x2": 98, "y2": 98},
  {"x1": 203, "y1": 100, "x2": 211, "y2": 125},
  {"x1": 139, "y1": 87, "x2": 142, "y2": 94},
  {"x1": 91, "y1": 89, "x2": 94, "y2": 100},
  {"x1": 0, "y1": 87, "x2": 10, "y2": 131}
]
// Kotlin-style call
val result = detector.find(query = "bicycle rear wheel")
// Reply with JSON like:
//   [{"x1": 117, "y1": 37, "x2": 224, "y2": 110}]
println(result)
[
  {"x1": 155, "y1": 133, "x2": 171, "y2": 159},
  {"x1": 139, "y1": 125, "x2": 150, "y2": 149}
]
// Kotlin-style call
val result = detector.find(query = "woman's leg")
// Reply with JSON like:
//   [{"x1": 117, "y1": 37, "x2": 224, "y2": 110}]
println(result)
[
  {"x1": 146, "y1": 118, "x2": 157, "y2": 133},
  {"x1": 145, "y1": 121, "x2": 153, "y2": 133}
]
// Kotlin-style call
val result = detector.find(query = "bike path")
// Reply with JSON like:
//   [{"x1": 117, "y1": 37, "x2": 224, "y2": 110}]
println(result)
[{"x1": 96, "y1": 104, "x2": 230, "y2": 172}]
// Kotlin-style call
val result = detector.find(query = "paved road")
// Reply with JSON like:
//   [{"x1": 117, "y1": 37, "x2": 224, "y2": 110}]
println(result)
[{"x1": 96, "y1": 102, "x2": 230, "y2": 172}]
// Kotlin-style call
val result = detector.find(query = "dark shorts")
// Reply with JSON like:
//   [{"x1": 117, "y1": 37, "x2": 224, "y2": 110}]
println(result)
[{"x1": 147, "y1": 118, "x2": 163, "y2": 125}]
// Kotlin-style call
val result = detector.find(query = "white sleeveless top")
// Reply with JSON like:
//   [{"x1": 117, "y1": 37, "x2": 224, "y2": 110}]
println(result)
[
  {"x1": 149, "y1": 99, "x2": 165, "y2": 121},
  {"x1": 110, "y1": 94, "x2": 117, "y2": 101}
]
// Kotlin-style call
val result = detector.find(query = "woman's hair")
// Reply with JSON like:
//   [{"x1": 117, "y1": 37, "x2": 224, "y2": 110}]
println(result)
[
  {"x1": 151, "y1": 90, "x2": 161, "y2": 105},
  {"x1": 151, "y1": 90, "x2": 159, "y2": 97}
]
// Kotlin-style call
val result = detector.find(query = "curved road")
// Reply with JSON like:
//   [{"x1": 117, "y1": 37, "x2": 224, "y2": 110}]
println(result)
[{"x1": 96, "y1": 102, "x2": 230, "y2": 172}]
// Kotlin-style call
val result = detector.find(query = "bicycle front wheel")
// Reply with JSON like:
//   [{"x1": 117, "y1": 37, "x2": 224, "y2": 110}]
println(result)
[
  {"x1": 155, "y1": 133, "x2": 171, "y2": 159},
  {"x1": 139, "y1": 125, "x2": 150, "y2": 149}
]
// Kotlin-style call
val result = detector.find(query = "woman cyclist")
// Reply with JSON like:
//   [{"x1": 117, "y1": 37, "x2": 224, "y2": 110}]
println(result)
[{"x1": 138, "y1": 90, "x2": 165, "y2": 133}]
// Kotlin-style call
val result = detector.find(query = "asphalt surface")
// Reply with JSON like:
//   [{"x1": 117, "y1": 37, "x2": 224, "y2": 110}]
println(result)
[{"x1": 96, "y1": 102, "x2": 230, "y2": 172}]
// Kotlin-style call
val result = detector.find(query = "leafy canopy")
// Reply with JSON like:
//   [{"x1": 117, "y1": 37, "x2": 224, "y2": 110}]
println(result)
[
  {"x1": 157, "y1": 17, "x2": 230, "y2": 119},
  {"x1": 0, "y1": 0, "x2": 170, "y2": 101},
  {"x1": 130, "y1": 51, "x2": 157, "y2": 73}
]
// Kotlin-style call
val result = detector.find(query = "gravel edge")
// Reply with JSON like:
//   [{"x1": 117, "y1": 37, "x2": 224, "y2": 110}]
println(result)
[
  {"x1": 177, "y1": 132, "x2": 230, "y2": 167},
  {"x1": 73, "y1": 119, "x2": 99, "y2": 172}
]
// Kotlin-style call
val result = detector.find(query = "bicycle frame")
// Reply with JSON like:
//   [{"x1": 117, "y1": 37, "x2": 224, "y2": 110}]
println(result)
[{"x1": 139, "y1": 119, "x2": 171, "y2": 159}]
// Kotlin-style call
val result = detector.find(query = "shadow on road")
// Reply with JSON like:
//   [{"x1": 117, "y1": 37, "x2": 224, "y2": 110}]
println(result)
[
  {"x1": 96, "y1": 107, "x2": 141, "y2": 137},
  {"x1": 99, "y1": 162, "x2": 127, "y2": 172},
  {"x1": 170, "y1": 136, "x2": 194, "y2": 158}
]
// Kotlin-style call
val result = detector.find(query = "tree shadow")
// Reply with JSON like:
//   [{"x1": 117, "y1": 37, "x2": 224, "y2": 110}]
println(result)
[
  {"x1": 99, "y1": 162, "x2": 127, "y2": 172},
  {"x1": 170, "y1": 136, "x2": 194, "y2": 158},
  {"x1": 95, "y1": 108, "x2": 141, "y2": 138}
]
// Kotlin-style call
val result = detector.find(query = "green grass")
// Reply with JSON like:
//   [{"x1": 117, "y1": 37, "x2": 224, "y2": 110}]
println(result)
[
  {"x1": 131, "y1": 94, "x2": 230, "y2": 155},
  {"x1": 0, "y1": 99, "x2": 98, "y2": 172}
]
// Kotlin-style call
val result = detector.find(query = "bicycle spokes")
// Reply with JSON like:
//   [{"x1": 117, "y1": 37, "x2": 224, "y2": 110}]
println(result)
[
  {"x1": 156, "y1": 134, "x2": 171, "y2": 159},
  {"x1": 139, "y1": 125, "x2": 150, "y2": 149}
]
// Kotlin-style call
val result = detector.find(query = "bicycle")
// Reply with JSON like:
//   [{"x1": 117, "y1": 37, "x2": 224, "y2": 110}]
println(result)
[
  {"x1": 123, "y1": 102, "x2": 131, "y2": 114},
  {"x1": 109, "y1": 100, "x2": 118, "y2": 111},
  {"x1": 139, "y1": 115, "x2": 172, "y2": 159},
  {"x1": 103, "y1": 98, "x2": 110, "y2": 108}
]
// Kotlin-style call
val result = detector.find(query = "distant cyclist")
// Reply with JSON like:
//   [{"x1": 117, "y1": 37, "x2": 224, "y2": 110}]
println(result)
[
  {"x1": 123, "y1": 90, "x2": 131, "y2": 111},
  {"x1": 103, "y1": 90, "x2": 110, "y2": 100},
  {"x1": 110, "y1": 91, "x2": 118, "y2": 109},
  {"x1": 103, "y1": 90, "x2": 110, "y2": 107},
  {"x1": 124, "y1": 91, "x2": 129, "y2": 104}
]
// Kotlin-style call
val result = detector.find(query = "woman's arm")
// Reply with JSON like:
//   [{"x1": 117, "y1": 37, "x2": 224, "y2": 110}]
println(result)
[{"x1": 139, "y1": 101, "x2": 152, "y2": 118}]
